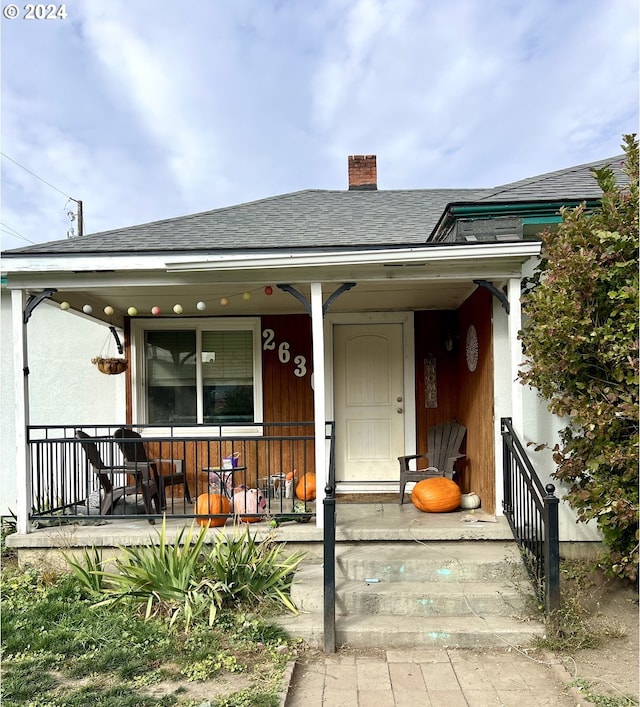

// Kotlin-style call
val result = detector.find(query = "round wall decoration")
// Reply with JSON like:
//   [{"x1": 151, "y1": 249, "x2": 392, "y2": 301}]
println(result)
[{"x1": 465, "y1": 325, "x2": 478, "y2": 372}]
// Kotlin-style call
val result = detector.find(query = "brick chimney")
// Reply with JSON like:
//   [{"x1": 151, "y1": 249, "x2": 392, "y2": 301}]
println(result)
[{"x1": 348, "y1": 155, "x2": 377, "y2": 190}]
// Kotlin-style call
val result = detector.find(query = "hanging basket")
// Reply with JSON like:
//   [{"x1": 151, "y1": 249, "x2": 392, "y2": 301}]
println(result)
[{"x1": 92, "y1": 356, "x2": 128, "y2": 375}]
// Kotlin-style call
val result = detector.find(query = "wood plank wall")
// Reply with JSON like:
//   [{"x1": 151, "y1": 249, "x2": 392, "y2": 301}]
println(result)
[
  {"x1": 414, "y1": 289, "x2": 495, "y2": 512},
  {"x1": 456, "y1": 288, "x2": 495, "y2": 512}
]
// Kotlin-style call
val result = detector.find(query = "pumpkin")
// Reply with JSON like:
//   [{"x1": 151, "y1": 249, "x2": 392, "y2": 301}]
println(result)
[
  {"x1": 460, "y1": 492, "x2": 481, "y2": 510},
  {"x1": 295, "y1": 472, "x2": 316, "y2": 501},
  {"x1": 233, "y1": 487, "x2": 267, "y2": 523},
  {"x1": 411, "y1": 477, "x2": 461, "y2": 513},
  {"x1": 195, "y1": 493, "x2": 230, "y2": 528}
]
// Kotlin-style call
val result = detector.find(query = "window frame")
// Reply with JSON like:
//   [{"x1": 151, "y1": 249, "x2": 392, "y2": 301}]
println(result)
[{"x1": 131, "y1": 317, "x2": 263, "y2": 434}]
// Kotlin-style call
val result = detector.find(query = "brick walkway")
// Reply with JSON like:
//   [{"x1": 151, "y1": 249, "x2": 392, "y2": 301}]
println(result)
[{"x1": 284, "y1": 647, "x2": 588, "y2": 706}]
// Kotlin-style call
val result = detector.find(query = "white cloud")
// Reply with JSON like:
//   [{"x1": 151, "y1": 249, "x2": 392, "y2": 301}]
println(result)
[{"x1": 1, "y1": 0, "x2": 637, "y2": 248}]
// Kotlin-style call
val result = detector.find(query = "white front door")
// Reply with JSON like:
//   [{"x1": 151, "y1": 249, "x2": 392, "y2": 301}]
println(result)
[{"x1": 334, "y1": 323, "x2": 405, "y2": 482}]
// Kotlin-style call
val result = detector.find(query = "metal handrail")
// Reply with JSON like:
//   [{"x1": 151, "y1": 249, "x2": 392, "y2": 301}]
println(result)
[
  {"x1": 501, "y1": 417, "x2": 560, "y2": 612},
  {"x1": 323, "y1": 421, "x2": 336, "y2": 653}
]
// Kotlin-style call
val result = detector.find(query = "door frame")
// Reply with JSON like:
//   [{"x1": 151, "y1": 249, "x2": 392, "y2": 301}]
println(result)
[{"x1": 325, "y1": 311, "x2": 416, "y2": 491}]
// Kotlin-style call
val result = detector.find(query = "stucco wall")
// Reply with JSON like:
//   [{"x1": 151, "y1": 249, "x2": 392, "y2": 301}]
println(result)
[
  {"x1": 1, "y1": 293, "x2": 125, "y2": 516},
  {"x1": 490, "y1": 261, "x2": 601, "y2": 544}
]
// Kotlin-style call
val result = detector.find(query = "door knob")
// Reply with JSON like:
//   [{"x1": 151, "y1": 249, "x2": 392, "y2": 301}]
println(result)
[
  {"x1": 396, "y1": 396, "x2": 403, "y2": 402},
  {"x1": 397, "y1": 408, "x2": 403, "y2": 414}
]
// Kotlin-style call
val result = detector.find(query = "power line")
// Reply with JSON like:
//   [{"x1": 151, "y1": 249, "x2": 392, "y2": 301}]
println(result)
[
  {"x1": 0, "y1": 222, "x2": 36, "y2": 244},
  {"x1": 1, "y1": 152, "x2": 72, "y2": 198}
]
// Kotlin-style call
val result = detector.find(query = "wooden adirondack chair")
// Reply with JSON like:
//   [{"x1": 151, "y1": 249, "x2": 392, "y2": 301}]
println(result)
[{"x1": 398, "y1": 422, "x2": 466, "y2": 504}]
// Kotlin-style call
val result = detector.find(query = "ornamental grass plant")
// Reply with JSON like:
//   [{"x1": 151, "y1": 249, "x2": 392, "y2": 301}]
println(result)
[{"x1": 64, "y1": 517, "x2": 304, "y2": 629}]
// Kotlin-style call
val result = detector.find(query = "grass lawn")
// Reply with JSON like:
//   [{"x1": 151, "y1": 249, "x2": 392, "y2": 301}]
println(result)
[{"x1": 1, "y1": 521, "x2": 302, "y2": 707}]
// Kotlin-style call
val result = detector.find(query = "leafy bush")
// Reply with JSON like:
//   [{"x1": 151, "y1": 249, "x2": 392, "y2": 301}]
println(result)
[{"x1": 520, "y1": 134, "x2": 639, "y2": 582}]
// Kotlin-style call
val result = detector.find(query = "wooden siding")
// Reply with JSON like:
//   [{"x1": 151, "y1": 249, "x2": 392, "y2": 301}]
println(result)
[
  {"x1": 456, "y1": 288, "x2": 495, "y2": 513},
  {"x1": 414, "y1": 291, "x2": 495, "y2": 512}
]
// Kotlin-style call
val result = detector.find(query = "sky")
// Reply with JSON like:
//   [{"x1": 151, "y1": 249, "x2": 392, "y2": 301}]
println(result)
[{"x1": 1, "y1": 0, "x2": 638, "y2": 250}]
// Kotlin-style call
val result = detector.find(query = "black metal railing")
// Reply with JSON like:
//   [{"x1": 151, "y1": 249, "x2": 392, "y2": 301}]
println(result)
[
  {"x1": 323, "y1": 421, "x2": 336, "y2": 653},
  {"x1": 26, "y1": 422, "x2": 334, "y2": 527},
  {"x1": 501, "y1": 417, "x2": 560, "y2": 612}
]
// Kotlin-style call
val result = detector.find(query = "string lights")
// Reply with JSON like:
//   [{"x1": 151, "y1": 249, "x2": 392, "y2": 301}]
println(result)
[{"x1": 59, "y1": 286, "x2": 277, "y2": 316}]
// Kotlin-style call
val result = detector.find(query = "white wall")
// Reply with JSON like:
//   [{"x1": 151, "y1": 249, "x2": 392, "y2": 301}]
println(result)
[{"x1": 1, "y1": 292, "x2": 125, "y2": 516}]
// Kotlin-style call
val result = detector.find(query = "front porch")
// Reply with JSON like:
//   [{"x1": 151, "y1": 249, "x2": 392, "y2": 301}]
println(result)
[{"x1": 7, "y1": 501, "x2": 514, "y2": 568}]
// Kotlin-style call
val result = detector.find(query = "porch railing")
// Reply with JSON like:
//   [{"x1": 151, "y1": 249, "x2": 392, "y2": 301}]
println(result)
[
  {"x1": 323, "y1": 421, "x2": 336, "y2": 653},
  {"x1": 26, "y1": 422, "x2": 334, "y2": 525},
  {"x1": 501, "y1": 417, "x2": 560, "y2": 612}
]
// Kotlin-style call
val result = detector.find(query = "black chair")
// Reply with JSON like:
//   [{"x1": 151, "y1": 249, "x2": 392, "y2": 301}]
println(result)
[
  {"x1": 75, "y1": 430, "x2": 160, "y2": 522},
  {"x1": 113, "y1": 428, "x2": 191, "y2": 510}
]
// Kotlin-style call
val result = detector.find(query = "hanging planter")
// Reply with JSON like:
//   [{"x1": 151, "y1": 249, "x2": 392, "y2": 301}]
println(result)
[
  {"x1": 92, "y1": 356, "x2": 128, "y2": 375},
  {"x1": 92, "y1": 324, "x2": 127, "y2": 374}
]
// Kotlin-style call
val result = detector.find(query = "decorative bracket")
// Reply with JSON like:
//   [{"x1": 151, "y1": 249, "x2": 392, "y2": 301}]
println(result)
[
  {"x1": 23, "y1": 288, "x2": 57, "y2": 324},
  {"x1": 277, "y1": 284, "x2": 311, "y2": 315},
  {"x1": 473, "y1": 279, "x2": 509, "y2": 314},
  {"x1": 109, "y1": 326, "x2": 124, "y2": 355},
  {"x1": 277, "y1": 283, "x2": 357, "y2": 317}
]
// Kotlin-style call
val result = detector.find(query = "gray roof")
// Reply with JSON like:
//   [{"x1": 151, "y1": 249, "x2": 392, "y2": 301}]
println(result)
[
  {"x1": 3, "y1": 154, "x2": 625, "y2": 256},
  {"x1": 480, "y1": 154, "x2": 626, "y2": 202},
  {"x1": 4, "y1": 188, "x2": 487, "y2": 255}
]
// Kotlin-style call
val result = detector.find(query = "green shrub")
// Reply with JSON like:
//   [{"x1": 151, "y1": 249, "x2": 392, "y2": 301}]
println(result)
[{"x1": 520, "y1": 134, "x2": 639, "y2": 582}]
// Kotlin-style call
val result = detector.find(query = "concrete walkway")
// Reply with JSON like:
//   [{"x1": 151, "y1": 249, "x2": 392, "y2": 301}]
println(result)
[{"x1": 284, "y1": 647, "x2": 591, "y2": 706}]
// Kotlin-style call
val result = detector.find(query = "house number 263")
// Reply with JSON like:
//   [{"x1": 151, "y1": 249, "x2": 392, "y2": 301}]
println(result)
[{"x1": 262, "y1": 329, "x2": 307, "y2": 377}]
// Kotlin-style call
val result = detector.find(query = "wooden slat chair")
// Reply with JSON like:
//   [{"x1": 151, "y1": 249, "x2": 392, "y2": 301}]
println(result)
[
  {"x1": 398, "y1": 422, "x2": 466, "y2": 504},
  {"x1": 113, "y1": 428, "x2": 191, "y2": 510},
  {"x1": 75, "y1": 430, "x2": 160, "y2": 522}
]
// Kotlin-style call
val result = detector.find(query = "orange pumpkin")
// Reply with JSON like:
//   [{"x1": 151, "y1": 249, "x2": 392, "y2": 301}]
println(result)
[
  {"x1": 195, "y1": 493, "x2": 230, "y2": 528},
  {"x1": 296, "y1": 472, "x2": 316, "y2": 501},
  {"x1": 411, "y1": 477, "x2": 461, "y2": 513}
]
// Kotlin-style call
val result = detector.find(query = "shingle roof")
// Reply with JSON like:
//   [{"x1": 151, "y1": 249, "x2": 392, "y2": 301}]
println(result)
[
  {"x1": 4, "y1": 188, "x2": 488, "y2": 255},
  {"x1": 3, "y1": 153, "x2": 626, "y2": 256},
  {"x1": 479, "y1": 154, "x2": 625, "y2": 202}
]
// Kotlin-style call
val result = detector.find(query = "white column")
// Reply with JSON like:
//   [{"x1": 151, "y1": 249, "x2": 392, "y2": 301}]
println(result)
[
  {"x1": 12, "y1": 289, "x2": 31, "y2": 534},
  {"x1": 310, "y1": 282, "x2": 326, "y2": 528},
  {"x1": 508, "y1": 278, "x2": 524, "y2": 438}
]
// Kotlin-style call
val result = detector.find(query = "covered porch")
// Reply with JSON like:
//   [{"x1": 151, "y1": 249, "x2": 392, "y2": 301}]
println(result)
[{"x1": 7, "y1": 247, "x2": 537, "y2": 536}]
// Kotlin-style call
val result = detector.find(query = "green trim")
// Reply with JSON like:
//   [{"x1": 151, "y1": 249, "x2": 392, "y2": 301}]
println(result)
[{"x1": 523, "y1": 216, "x2": 563, "y2": 224}]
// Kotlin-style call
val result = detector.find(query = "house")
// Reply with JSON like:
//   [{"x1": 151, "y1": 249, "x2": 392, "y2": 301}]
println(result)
[{"x1": 2, "y1": 153, "x2": 624, "y2": 546}]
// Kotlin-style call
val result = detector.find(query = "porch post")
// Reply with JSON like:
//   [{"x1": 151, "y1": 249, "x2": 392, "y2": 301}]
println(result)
[
  {"x1": 507, "y1": 278, "x2": 524, "y2": 438},
  {"x1": 11, "y1": 288, "x2": 31, "y2": 534},
  {"x1": 310, "y1": 282, "x2": 326, "y2": 528}
]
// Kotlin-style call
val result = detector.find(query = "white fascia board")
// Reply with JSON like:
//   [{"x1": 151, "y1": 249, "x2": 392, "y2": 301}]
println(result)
[
  {"x1": 2, "y1": 242, "x2": 541, "y2": 279},
  {"x1": 164, "y1": 243, "x2": 541, "y2": 271}
]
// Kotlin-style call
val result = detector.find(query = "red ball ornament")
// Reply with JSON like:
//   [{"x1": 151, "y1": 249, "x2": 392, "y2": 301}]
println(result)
[
  {"x1": 264, "y1": 286, "x2": 273, "y2": 296},
  {"x1": 151, "y1": 306, "x2": 161, "y2": 316}
]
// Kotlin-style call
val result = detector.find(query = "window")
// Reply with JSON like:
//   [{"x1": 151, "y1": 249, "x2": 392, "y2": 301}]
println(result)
[{"x1": 134, "y1": 319, "x2": 262, "y2": 425}]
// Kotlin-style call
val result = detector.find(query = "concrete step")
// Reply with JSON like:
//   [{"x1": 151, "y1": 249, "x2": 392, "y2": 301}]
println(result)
[
  {"x1": 333, "y1": 541, "x2": 528, "y2": 583},
  {"x1": 291, "y1": 565, "x2": 533, "y2": 617},
  {"x1": 277, "y1": 612, "x2": 545, "y2": 649},
  {"x1": 275, "y1": 540, "x2": 545, "y2": 649}
]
